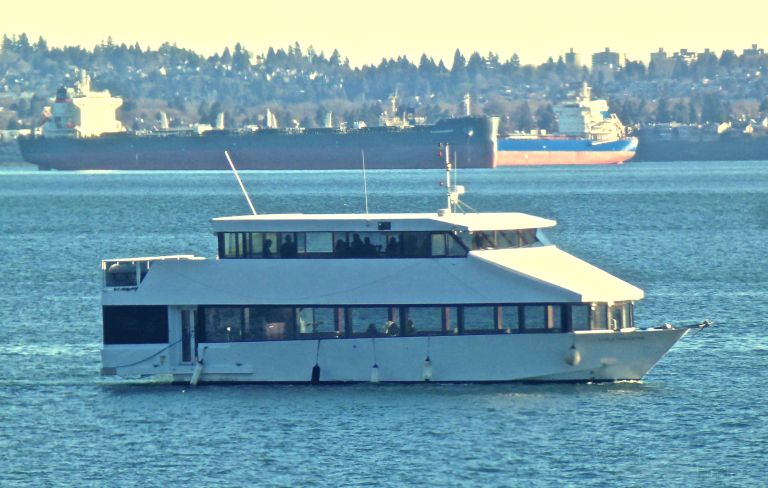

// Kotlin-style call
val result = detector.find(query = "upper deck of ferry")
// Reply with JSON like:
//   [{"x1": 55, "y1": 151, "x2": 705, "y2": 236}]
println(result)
[{"x1": 211, "y1": 212, "x2": 557, "y2": 233}]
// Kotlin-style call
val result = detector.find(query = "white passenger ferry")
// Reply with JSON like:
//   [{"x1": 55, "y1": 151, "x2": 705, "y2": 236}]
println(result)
[{"x1": 100, "y1": 154, "x2": 701, "y2": 384}]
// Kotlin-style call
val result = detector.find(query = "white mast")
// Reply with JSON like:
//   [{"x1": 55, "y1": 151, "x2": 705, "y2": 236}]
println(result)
[
  {"x1": 439, "y1": 143, "x2": 465, "y2": 215},
  {"x1": 224, "y1": 151, "x2": 257, "y2": 215}
]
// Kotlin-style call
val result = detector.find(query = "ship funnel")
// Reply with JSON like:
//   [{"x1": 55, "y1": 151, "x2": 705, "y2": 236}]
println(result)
[
  {"x1": 463, "y1": 93, "x2": 471, "y2": 117},
  {"x1": 324, "y1": 111, "x2": 333, "y2": 128},
  {"x1": 215, "y1": 112, "x2": 225, "y2": 130},
  {"x1": 160, "y1": 112, "x2": 169, "y2": 130}
]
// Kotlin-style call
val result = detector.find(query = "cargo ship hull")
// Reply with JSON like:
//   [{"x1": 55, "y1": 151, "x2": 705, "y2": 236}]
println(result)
[
  {"x1": 19, "y1": 117, "x2": 498, "y2": 171},
  {"x1": 633, "y1": 133, "x2": 768, "y2": 161},
  {"x1": 496, "y1": 137, "x2": 638, "y2": 166}
]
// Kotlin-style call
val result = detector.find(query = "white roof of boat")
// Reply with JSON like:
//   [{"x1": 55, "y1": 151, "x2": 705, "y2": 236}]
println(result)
[
  {"x1": 211, "y1": 212, "x2": 556, "y2": 232},
  {"x1": 104, "y1": 245, "x2": 642, "y2": 307}
]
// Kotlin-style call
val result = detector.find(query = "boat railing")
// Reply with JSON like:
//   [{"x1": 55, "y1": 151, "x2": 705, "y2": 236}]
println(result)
[{"x1": 102, "y1": 255, "x2": 202, "y2": 289}]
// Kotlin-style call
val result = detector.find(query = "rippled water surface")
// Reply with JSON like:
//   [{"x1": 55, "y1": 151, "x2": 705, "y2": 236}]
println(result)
[{"x1": 1, "y1": 161, "x2": 767, "y2": 486}]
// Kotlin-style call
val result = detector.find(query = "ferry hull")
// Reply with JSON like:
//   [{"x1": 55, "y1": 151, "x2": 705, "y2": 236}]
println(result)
[
  {"x1": 496, "y1": 137, "x2": 638, "y2": 166},
  {"x1": 102, "y1": 328, "x2": 687, "y2": 384}
]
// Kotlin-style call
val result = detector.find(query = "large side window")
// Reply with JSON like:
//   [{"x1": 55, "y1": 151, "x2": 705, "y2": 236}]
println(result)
[
  {"x1": 590, "y1": 303, "x2": 609, "y2": 330},
  {"x1": 402, "y1": 233, "x2": 429, "y2": 257},
  {"x1": 500, "y1": 305, "x2": 521, "y2": 332},
  {"x1": 222, "y1": 233, "x2": 240, "y2": 258},
  {"x1": 571, "y1": 304, "x2": 591, "y2": 331},
  {"x1": 462, "y1": 306, "x2": 497, "y2": 333},
  {"x1": 347, "y1": 307, "x2": 393, "y2": 337},
  {"x1": 404, "y1": 306, "x2": 449, "y2": 336},
  {"x1": 297, "y1": 307, "x2": 340, "y2": 338},
  {"x1": 203, "y1": 307, "x2": 243, "y2": 342},
  {"x1": 245, "y1": 306, "x2": 295, "y2": 340},
  {"x1": 103, "y1": 306, "x2": 168, "y2": 344},
  {"x1": 547, "y1": 305, "x2": 564, "y2": 331},
  {"x1": 522, "y1": 305, "x2": 547, "y2": 330},
  {"x1": 304, "y1": 232, "x2": 334, "y2": 256},
  {"x1": 610, "y1": 302, "x2": 633, "y2": 330}
]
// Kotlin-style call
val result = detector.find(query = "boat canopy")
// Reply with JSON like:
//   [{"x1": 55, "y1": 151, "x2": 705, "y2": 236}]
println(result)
[
  {"x1": 211, "y1": 212, "x2": 556, "y2": 233},
  {"x1": 103, "y1": 245, "x2": 642, "y2": 307}
]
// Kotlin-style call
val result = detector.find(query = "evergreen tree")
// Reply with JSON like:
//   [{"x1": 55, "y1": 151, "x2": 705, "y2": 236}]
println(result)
[
  {"x1": 516, "y1": 102, "x2": 535, "y2": 131},
  {"x1": 655, "y1": 98, "x2": 671, "y2": 123},
  {"x1": 701, "y1": 94, "x2": 727, "y2": 123},
  {"x1": 535, "y1": 104, "x2": 556, "y2": 132}
]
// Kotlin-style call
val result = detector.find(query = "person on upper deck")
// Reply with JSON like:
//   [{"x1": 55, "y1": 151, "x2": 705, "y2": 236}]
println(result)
[
  {"x1": 349, "y1": 233, "x2": 364, "y2": 257},
  {"x1": 280, "y1": 235, "x2": 298, "y2": 258},
  {"x1": 385, "y1": 236, "x2": 400, "y2": 257}
]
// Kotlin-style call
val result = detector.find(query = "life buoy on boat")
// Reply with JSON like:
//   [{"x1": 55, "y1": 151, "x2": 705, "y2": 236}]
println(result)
[{"x1": 565, "y1": 346, "x2": 581, "y2": 366}]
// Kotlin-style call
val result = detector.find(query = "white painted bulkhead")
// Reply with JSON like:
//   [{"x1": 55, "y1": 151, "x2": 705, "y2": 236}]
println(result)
[{"x1": 102, "y1": 324, "x2": 687, "y2": 383}]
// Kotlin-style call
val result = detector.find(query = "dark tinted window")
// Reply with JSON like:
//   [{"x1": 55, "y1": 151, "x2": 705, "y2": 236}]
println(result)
[{"x1": 103, "y1": 306, "x2": 168, "y2": 344}]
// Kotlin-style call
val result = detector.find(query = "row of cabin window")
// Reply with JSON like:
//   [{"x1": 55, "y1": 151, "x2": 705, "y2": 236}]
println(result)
[
  {"x1": 198, "y1": 303, "x2": 634, "y2": 343},
  {"x1": 217, "y1": 229, "x2": 541, "y2": 259},
  {"x1": 101, "y1": 303, "x2": 634, "y2": 345}
]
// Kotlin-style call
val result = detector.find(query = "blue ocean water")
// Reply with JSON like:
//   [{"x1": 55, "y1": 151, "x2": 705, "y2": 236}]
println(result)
[{"x1": 0, "y1": 161, "x2": 766, "y2": 486}]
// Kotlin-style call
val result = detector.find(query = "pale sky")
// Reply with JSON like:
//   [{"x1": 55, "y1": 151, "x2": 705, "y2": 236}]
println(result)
[{"x1": 2, "y1": 0, "x2": 766, "y2": 66}]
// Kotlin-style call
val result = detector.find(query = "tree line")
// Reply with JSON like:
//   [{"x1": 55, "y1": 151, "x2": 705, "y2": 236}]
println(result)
[{"x1": 1, "y1": 33, "x2": 767, "y2": 132}]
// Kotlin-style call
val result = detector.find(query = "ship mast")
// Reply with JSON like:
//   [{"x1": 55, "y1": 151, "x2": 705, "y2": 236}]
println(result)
[{"x1": 439, "y1": 143, "x2": 465, "y2": 215}]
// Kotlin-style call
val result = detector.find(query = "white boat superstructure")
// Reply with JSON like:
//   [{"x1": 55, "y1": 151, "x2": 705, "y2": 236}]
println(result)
[{"x1": 100, "y1": 158, "x2": 698, "y2": 384}]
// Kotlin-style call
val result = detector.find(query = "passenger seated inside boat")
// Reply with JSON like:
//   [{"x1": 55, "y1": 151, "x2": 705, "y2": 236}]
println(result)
[
  {"x1": 404, "y1": 320, "x2": 416, "y2": 335},
  {"x1": 349, "y1": 233, "x2": 364, "y2": 257},
  {"x1": 280, "y1": 235, "x2": 298, "y2": 258},
  {"x1": 366, "y1": 323, "x2": 379, "y2": 337},
  {"x1": 362, "y1": 237, "x2": 377, "y2": 257},
  {"x1": 384, "y1": 320, "x2": 399, "y2": 336},
  {"x1": 335, "y1": 239, "x2": 348, "y2": 257},
  {"x1": 262, "y1": 239, "x2": 273, "y2": 258},
  {"x1": 385, "y1": 237, "x2": 400, "y2": 256}
]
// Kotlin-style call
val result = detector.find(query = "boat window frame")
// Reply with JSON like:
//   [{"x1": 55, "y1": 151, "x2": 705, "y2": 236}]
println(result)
[{"x1": 181, "y1": 302, "x2": 622, "y2": 345}]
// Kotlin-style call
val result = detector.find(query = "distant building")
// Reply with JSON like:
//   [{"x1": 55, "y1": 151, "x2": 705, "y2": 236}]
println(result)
[
  {"x1": 742, "y1": 44, "x2": 765, "y2": 66},
  {"x1": 671, "y1": 49, "x2": 697, "y2": 65},
  {"x1": 650, "y1": 48, "x2": 674, "y2": 77},
  {"x1": 591, "y1": 48, "x2": 624, "y2": 71},
  {"x1": 564, "y1": 48, "x2": 581, "y2": 67}
]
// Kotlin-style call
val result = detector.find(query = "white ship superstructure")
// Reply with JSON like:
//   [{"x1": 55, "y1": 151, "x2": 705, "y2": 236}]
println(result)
[
  {"x1": 554, "y1": 83, "x2": 627, "y2": 141},
  {"x1": 100, "y1": 158, "x2": 696, "y2": 384},
  {"x1": 39, "y1": 70, "x2": 124, "y2": 138}
]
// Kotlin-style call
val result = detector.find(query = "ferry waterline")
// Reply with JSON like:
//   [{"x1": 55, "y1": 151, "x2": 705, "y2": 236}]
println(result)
[{"x1": 100, "y1": 152, "x2": 703, "y2": 384}]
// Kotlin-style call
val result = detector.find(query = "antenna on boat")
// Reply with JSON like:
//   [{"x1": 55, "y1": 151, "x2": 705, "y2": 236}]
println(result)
[
  {"x1": 224, "y1": 150, "x2": 257, "y2": 215},
  {"x1": 361, "y1": 149, "x2": 369, "y2": 214},
  {"x1": 438, "y1": 143, "x2": 465, "y2": 215}
]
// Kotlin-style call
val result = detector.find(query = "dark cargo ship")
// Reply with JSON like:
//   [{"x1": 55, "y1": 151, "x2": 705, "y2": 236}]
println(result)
[
  {"x1": 18, "y1": 72, "x2": 498, "y2": 170},
  {"x1": 19, "y1": 118, "x2": 499, "y2": 171},
  {"x1": 633, "y1": 122, "x2": 768, "y2": 162}
]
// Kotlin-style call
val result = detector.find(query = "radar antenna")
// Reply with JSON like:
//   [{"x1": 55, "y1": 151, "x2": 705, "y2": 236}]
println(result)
[
  {"x1": 438, "y1": 143, "x2": 467, "y2": 215},
  {"x1": 224, "y1": 150, "x2": 257, "y2": 215}
]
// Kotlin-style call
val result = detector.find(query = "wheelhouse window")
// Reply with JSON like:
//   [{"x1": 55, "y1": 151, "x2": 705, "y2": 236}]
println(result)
[
  {"x1": 456, "y1": 229, "x2": 543, "y2": 251},
  {"x1": 103, "y1": 306, "x2": 168, "y2": 344},
  {"x1": 217, "y1": 231, "x2": 469, "y2": 259}
]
